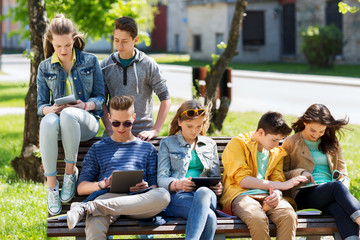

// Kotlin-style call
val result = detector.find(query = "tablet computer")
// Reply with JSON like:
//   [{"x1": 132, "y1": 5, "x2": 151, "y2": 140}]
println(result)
[
  {"x1": 191, "y1": 177, "x2": 221, "y2": 188},
  {"x1": 110, "y1": 170, "x2": 144, "y2": 193},
  {"x1": 299, "y1": 183, "x2": 320, "y2": 190},
  {"x1": 55, "y1": 95, "x2": 77, "y2": 106}
]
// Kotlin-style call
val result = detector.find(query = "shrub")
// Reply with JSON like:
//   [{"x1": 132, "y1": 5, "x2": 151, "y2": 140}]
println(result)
[{"x1": 301, "y1": 24, "x2": 343, "y2": 68}]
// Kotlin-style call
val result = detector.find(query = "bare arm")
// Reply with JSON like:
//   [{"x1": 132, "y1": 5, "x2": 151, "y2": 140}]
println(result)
[
  {"x1": 77, "y1": 176, "x2": 112, "y2": 196},
  {"x1": 137, "y1": 99, "x2": 171, "y2": 141},
  {"x1": 240, "y1": 175, "x2": 308, "y2": 191},
  {"x1": 101, "y1": 104, "x2": 113, "y2": 136}
]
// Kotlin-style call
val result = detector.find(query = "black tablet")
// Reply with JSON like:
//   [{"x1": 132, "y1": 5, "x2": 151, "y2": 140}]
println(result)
[
  {"x1": 110, "y1": 170, "x2": 144, "y2": 193},
  {"x1": 191, "y1": 177, "x2": 221, "y2": 188},
  {"x1": 299, "y1": 183, "x2": 320, "y2": 190}
]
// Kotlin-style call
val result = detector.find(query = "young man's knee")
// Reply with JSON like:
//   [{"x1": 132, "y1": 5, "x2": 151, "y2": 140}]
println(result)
[{"x1": 150, "y1": 188, "x2": 170, "y2": 207}]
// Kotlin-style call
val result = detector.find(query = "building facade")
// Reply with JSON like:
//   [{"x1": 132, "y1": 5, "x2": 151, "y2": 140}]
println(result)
[{"x1": 167, "y1": 0, "x2": 360, "y2": 64}]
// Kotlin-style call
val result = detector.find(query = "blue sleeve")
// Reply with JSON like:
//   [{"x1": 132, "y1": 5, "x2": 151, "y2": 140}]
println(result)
[
  {"x1": 36, "y1": 63, "x2": 51, "y2": 116},
  {"x1": 78, "y1": 145, "x2": 100, "y2": 185},
  {"x1": 87, "y1": 55, "x2": 105, "y2": 112},
  {"x1": 145, "y1": 145, "x2": 158, "y2": 187}
]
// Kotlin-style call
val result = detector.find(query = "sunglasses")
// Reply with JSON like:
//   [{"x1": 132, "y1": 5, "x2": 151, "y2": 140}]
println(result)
[
  {"x1": 111, "y1": 120, "x2": 133, "y2": 128},
  {"x1": 180, "y1": 109, "x2": 206, "y2": 118}
]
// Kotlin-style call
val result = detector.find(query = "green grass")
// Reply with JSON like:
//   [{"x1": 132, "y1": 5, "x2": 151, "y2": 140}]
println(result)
[{"x1": 0, "y1": 81, "x2": 28, "y2": 107}]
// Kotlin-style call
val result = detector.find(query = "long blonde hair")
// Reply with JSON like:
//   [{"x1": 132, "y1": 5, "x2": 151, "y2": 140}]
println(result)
[
  {"x1": 169, "y1": 100, "x2": 210, "y2": 136},
  {"x1": 43, "y1": 14, "x2": 85, "y2": 58}
]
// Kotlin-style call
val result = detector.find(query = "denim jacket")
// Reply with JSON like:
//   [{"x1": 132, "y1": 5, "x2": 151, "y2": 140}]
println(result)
[
  {"x1": 157, "y1": 132, "x2": 220, "y2": 191},
  {"x1": 37, "y1": 48, "x2": 105, "y2": 118}
]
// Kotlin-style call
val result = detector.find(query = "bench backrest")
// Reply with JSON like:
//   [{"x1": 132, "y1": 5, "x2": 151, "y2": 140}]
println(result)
[{"x1": 56, "y1": 136, "x2": 232, "y2": 214}]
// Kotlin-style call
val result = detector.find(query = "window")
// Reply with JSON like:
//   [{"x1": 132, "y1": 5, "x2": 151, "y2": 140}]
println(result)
[
  {"x1": 243, "y1": 11, "x2": 265, "y2": 46},
  {"x1": 193, "y1": 35, "x2": 202, "y2": 52}
]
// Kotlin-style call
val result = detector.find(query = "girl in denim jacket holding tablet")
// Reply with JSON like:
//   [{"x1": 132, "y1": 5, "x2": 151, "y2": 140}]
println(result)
[
  {"x1": 158, "y1": 100, "x2": 222, "y2": 240},
  {"x1": 37, "y1": 14, "x2": 105, "y2": 216}
]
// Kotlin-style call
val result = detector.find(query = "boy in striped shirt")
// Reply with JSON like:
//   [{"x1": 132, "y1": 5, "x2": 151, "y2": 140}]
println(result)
[{"x1": 66, "y1": 95, "x2": 170, "y2": 239}]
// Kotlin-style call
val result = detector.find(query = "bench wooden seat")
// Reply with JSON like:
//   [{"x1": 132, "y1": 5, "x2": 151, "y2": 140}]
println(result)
[{"x1": 47, "y1": 137, "x2": 340, "y2": 239}]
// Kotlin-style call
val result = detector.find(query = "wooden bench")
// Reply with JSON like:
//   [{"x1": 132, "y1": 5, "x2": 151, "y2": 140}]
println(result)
[{"x1": 47, "y1": 137, "x2": 340, "y2": 239}]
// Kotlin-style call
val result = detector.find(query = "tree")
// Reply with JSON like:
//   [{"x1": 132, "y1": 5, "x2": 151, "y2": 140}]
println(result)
[
  {"x1": 8, "y1": 0, "x2": 159, "y2": 181},
  {"x1": 204, "y1": 0, "x2": 247, "y2": 133},
  {"x1": 11, "y1": 0, "x2": 47, "y2": 182}
]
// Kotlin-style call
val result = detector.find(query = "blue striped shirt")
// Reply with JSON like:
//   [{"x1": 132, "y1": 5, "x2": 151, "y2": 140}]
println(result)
[{"x1": 78, "y1": 137, "x2": 157, "y2": 186}]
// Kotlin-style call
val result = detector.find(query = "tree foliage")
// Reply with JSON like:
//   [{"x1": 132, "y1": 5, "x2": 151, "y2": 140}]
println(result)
[
  {"x1": 339, "y1": 1, "x2": 360, "y2": 14},
  {"x1": 301, "y1": 25, "x2": 343, "y2": 69},
  {"x1": 6, "y1": 0, "x2": 160, "y2": 46}
]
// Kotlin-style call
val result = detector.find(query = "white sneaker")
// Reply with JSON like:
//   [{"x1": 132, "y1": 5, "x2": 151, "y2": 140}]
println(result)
[
  {"x1": 67, "y1": 202, "x2": 89, "y2": 229},
  {"x1": 61, "y1": 167, "x2": 79, "y2": 203},
  {"x1": 48, "y1": 181, "x2": 62, "y2": 216}
]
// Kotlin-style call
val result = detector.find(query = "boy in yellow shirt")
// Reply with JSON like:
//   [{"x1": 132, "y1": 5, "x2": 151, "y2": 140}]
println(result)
[{"x1": 220, "y1": 112, "x2": 308, "y2": 240}]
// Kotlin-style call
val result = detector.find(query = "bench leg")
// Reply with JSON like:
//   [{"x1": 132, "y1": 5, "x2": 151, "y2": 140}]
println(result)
[
  {"x1": 214, "y1": 233, "x2": 226, "y2": 240},
  {"x1": 333, "y1": 232, "x2": 342, "y2": 240},
  {"x1": 305, "y1": 237, "x2": 321, "y2": 240}
]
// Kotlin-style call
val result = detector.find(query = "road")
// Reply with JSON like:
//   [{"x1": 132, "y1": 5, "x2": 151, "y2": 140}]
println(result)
[{"x1": 2, "y1": 54, "x2": 360, "y2": 124}]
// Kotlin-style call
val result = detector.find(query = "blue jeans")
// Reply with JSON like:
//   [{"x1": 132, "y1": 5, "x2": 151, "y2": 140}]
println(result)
[
  {"x1": 165, "y1": 187, "x2": 217, "y2": 240},
  {"x1": 296, "y1": 181, "x2": 360, "y2": 239}
]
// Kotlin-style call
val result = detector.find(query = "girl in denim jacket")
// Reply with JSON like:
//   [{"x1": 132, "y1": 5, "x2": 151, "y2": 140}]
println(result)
[
  {"x1": 158, "y1": 100, "x2": 222, "y2": 240},
  {"x1": 37, "y1": 14, "x2": 105, "y2": 216}
]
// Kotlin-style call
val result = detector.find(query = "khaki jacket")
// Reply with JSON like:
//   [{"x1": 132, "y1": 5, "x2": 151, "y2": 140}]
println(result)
[
  {"x1": 220, "y1": 132, "x2": 287, "y2": 214},
  {"x1": 282, "y1": 132, "x2": 349, "y2": 199}
]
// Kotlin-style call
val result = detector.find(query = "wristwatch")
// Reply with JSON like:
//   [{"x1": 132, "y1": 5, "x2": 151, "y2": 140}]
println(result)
[{"x1": 97, "y1": 181, "x2": 104, "y2": 190}]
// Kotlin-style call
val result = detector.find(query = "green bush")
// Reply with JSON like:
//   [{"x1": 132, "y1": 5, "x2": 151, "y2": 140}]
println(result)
[{"x1": 301, "y1": 25, "x2": 343, "y2": 68}]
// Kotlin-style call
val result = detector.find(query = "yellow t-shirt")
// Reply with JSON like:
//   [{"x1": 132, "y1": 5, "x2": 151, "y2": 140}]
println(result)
[{"x1": 51, "y1": 48, "x2": 76, "y2": 96}]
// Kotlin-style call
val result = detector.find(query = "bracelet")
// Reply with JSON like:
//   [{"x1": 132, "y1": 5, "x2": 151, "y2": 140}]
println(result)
[
  {"x1": 83, "y1": 102, "x2": 87, "y2": 111},
  {"x1": 97, "y1": 181, "x2": 104, "y2": 190}
]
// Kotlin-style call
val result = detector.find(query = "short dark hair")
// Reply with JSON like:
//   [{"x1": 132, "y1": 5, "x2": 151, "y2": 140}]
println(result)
[
  {"x1": 257, "y1": 111, "x2": 292, "y2": 136},
  {"x1": 114, "y1": 16, "x2": 138, "y2": 39},
  {"x1": 110, "y1": 96, "x2": 134, "y2": 111}
]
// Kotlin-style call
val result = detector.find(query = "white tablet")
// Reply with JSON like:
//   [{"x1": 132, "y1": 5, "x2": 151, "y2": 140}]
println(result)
[
  {"x1": 54, "y1": 95, "x2": 77, "y2": 106},
  {"x1": 110, "y1": 170, "x2": 144, "y2": 193}
]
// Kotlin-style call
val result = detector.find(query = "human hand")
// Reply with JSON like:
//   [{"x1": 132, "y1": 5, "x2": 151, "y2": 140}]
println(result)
[
  {"x1": 67, "y1": 100, "x2": 85, "y2": 110},
  {"x1": 99, "y1": 175, "x2": 112, "y2": 189},
  {"x1": 301, "y1": 171, "x2": 315, "y2": 184},
  {"x1": 137, "y1": 129, "x2": 160, "y2": 142},
  {"x1": 280, "y1": 175, "x2": 308, "y2": 190},
  {"x1": 210, "y1": 182, "x2": 223, "y2": 196},
  {"x1": 263, "y1": 186, "x2": 281, "y2": 210},
  {"x1": 130, "y1": 180, "x2": 149, "y2": 192},
  {"x1": 177, "y1": 177, "x2": 196, "y2": 192},
  {"x1": 51, "y1": 104, "x2": 66, "y2": 115}
]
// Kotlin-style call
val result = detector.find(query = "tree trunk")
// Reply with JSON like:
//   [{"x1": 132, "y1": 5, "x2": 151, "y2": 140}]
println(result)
[
  {"x1": 11, "y1": 0, "x2": 47, "y2": 182},
  {"x1": 205, "y1": 0, "x2": 247, "y2": 133}
]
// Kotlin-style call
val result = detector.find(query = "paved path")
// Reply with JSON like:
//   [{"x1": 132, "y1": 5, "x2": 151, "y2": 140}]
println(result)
[{"x1": 1, "y1": 54, "x2": 360, "y2": 125}]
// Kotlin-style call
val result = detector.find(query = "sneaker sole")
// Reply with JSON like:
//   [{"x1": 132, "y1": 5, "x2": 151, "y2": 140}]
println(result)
[{"x1": 48, "y1": 205, "x2": 62, "y2": 216}]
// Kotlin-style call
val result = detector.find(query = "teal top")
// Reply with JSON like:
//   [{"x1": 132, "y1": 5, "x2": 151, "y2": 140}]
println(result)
[
  {"x1": 185, "y1": 150, "x2": 204, "y2": 178},
  {"x1": 241, "y1": 149, "x2": 269, "y2": 195},
  {"x1": 120, "y1": 56, "x2": 135, "y2": 67},
  {"x1": 304, "y1": 138, "x2": 332, "y2": 184}
]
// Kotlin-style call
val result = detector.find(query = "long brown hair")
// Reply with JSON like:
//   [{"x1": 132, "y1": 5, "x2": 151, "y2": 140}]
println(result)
[
  {"x1": 169, "y1": 100, "x2": 210, "y2": 136},
  {"x1": 292, "y1": 104, "x2": 348, "y2": 154},
  {"x1": 44, "y1": 14, "x2": 85, "y2": 58}
]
